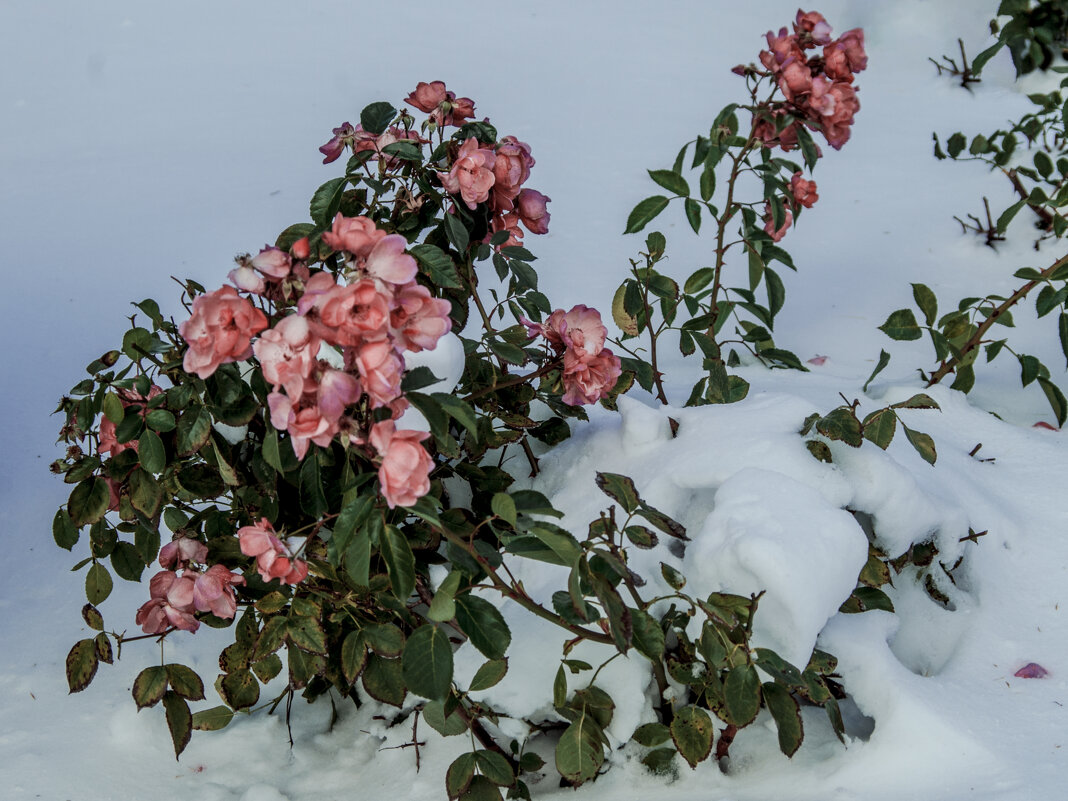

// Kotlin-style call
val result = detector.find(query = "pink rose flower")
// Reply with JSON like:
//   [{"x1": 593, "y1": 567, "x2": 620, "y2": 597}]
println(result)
[
  {"x1": 250, "y1": 246, "x2": 292, "y2": 280},
  {"x1": 789, "y1": 171, "x2": 819, "y2": 209},
  {"x1": 516, "y1": 189, "x2": 551, "y2": 235},
  {"x1": 822, "y1": 41, "x2": 853, "y2": 82},
  {"x1": 439, "y1": 137, "x2": 496, "y2": 210},
  {"x1": 136, "y1": 570, "x2": 199, "y2": 634},
  {"x1": 779, "y1": 59, "x2": 813, "y2": 101},
  {"x1": 316, "y1": 368, "x2": 361, "y2": 422},
  {"x1": 364, "y1": 234, "x2": 419, "y2": 285},
  {"x1": 268, "y1": 391, "x2": 336, "y2": 461},
  {"x1": 488, "y1": 211, "x2": 524, "y2": 249},
  {"x1": 542, "y1": 305, "x2": 608, "y2": 359},
  {"x1": 794, "y1": 10, "x2": 832, "y2": 46},
  {"x1": 370, "y1": 421, "x2": 433, "y2": 509},
  {"x1": 319, "y1": 122, "x2": 355, "y2": 164},
  {"x1": 763, "y1": 202, "x2": 793, "y2": 242},
  {"x1": 228, "y1": 265, "x2": 266, "y2": 295},
  {"x1": 405, "y1": 81, "x2": 449, "y2": 113},
  {"x1": 490, "y1": 137, "x2": 535, "y2": 211},
  {"x1": 98, "y1": 414, "x2": 137, "y2": 456},
  {"x1": 390, "y1": 282, "x2": 453, "y2": 353},
  {"x1": 296, "y1": 271, "x2": 338, "y2": 317},
  {"x1": 291, "y1": 237, "x2": 310, "y2": 261},
  {"x1": 561, "y1": 347, "x2": 622, "y2": 406},
  {"x1": 254, "y1": 314, "x2": 321, "y2": 403},
  {"x1": 179, "y1": 286, "x2": 268, "y2": 379},
  {"x1": 192, "y1": 564, "x2": 245, "y2": 619},
  {"x1": 350, "y1": 340, "x2": 405, "y2": 408},
  {"x1": 821, "y1": 81, "x2": 860, "y2": 150},
  {"x1": 837, "y1": 28, "x2": 867, "y2": 73},
  {"x1": 238, "y1": 519, "x2": 308, "y2": 586},
  {"x1": 761, "y1": 27, "x2": 803, "y2": 70},
  {"x1": 316, "y1": 278, "x2": 393, "y2": 347},
  {"x1": 752, "y1": 111, "x2": 801, "y2": 152},
  {"x1": 321, "y1": 214, "x2": 387, "y2": 259},
  {"x1": 158, "y1": 537, "x2": 209, "y2": 570}
]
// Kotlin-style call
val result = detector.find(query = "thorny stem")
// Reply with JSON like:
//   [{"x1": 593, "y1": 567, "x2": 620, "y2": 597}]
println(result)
[
  {"x1": 927, "y1": 250, "x2": 1068, "y2": 385},
  {"x1": 707, "y1": 138, "x2": 755, "y2": 338},
  {"x1": 1006, "y1": 168, "x2": 1057, "y2": 230}
]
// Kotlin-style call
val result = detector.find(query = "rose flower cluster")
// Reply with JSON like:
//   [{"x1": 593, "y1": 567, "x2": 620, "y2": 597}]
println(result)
[
  {"x1": 750, "y1": 9, "x2": 867, "y2": 152},
  {"x1": 178, "y1": 214, "x2": 451, "y2": 511},
  {"x1": 136, "y1": 537, "x2": 244, "y2": 634},
  {"x1": 524, "y1": 305, "x2": 622, "y2": 406},
  {"x1": 764, "y1": 170, "x2": 820, "y2": 242}
]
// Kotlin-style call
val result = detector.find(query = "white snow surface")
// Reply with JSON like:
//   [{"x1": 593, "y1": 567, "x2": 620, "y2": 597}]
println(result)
[{"x1": 3, "y1": 1, "x2": 1068, "y2": 799}]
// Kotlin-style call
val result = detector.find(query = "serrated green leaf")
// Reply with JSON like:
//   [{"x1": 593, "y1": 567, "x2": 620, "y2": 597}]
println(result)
[
  {"x1": 762, "y1": 682, "x2": 803, "y2": 757},
  {"x1": 879, "y1": 309, "x2": 923, "y2": 341},
  {"x1": 862, "y1": 408, "x2": 897, "y2": 449},
  {"x1": 455, "y1": 595, "x2": 511, "y2": 660},
  {"x1": 625, "y1": 195, "x2": 670, "y2": 235},
  {"x1": 380, "y1": 525, "x2": 416, "y2": 600},
  {"x1": 724, "y1": 664, "x2": 761, "y2": 727},
  {"x1": 902, "y1": 424, "x2": 937, "y2": 465},
  {"x1": 360, "y1": 101, "x2": 397, "y2": 135},
  {"x1": 684, "y1": 198, "x2": 702, "y2": 233},
  {"x1": 192, "y1": 705, "x2": 234, "y2": 731},
  {"x1": 165, "y1": 664, "x2": 205, "y2": 701},
  {"x1": 85, "y1": 562, "x2": 113, "y2": 605},
  {"x1": 66, "y1": 639, "x2": 99, "y2": 694},
  {"x1": 68, "y1": 478, "x2": 110, "y2": 529},
  {"x1": 911, "y1": 283, "x2": 938, "y2": 327},
  {"x1": 362, "y1": 653, "x2": 406, "y2": 707},
  {"x1": 648, "y1": 169, "x2": 689, "y2": 196},
  {"x1": 630, "y1": 608, "x2": 665, "y2": 661},
  {"x1": 555, "y1": 711, "x2": 605, "y2": 785},
  {"x1": 402, "y1": 624, "x2": 454, "y2": 701},
  {"x1": 671, "y1": 705, "x2": 715, "y2": 768},
  {"x1": 594, "y1": 472, "x2": 640, "y2": 513},
  {"x1": 816, "y1": 407, "x2": 863, "y2": 447},
  {"x1": 447, "y1": 753, "x2": 477, "y2": 799},
  {"x1": 1038, "y1": 377, "x2": 1068, "y2": 427},
  {"x1": 341, "y1": 631, "x2": 368, "y2": 683},
  {"x1": 474, "y1": 750, "x2": 515, "y2": 787},
  {"x1": 469, "y1": 659, "x2": 508, "y2": 692}
]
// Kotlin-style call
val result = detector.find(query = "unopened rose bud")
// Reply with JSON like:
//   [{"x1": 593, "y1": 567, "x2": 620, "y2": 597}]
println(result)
[{"x1": 291, "y1": 237, "x2": 310, "y2": 261}]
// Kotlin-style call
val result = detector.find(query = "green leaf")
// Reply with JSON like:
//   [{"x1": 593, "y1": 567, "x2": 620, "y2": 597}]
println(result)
[
  {"x1": 996, "y1": 198, "x2": 1027, "y2": 234},
  {"x1": 648, "y1": 169, "x2": 689, "y2": 196},
  {"x1": 402, "y1": 624, "x2": 454, "y2": 701},
  {"x1": 891, "y1": 393, "x2": 940, "y2": 410},
  {"x1": 444, "y1": 212, "x2": 470, "y2": 253},
  {"x1": 341, "y1": 631, "x2": 368, "y2": 683},
  {"x1": 660, "y1": 562, "x2": 686, "y2": 590},
  {"x1": 380, "y1": 140, "x2": 422, "y2": 162},
  {"x1": 85, "y1": 562, "x2": 113, "y2": 605},
  {"x1": 455, "y1": 595, "x2": 511, "y2": 660},
  {"x1": 299, "y1": 453, "x2": 329, "y2": 519},
  {"x1": 902, "y1": 424, "x2": 937, "y2": 465},
  {"x1": 219, "y1": 669, "x2": 260, "y2": 710},
  {"x1": 553, "y1": 665, "x2": 568, "y2": 708},
  {"x1": 110, "y1": 541, "x2": 146, "y2": 582},
  {"x1": 699, "y1": 165, "x2": 716, "y2": 202},
  {"x1": 128, "y1": 467, "x2": 162, "y2": 518},
  {"x1": 879, "y1": 309, "x2": 923, "y2": 341},
  {"x1": 474, "y1": 750, "x2": 515, "y2": 787},
  {"x1": 175, "y1": 407, "x2": 211, "y2": 456},
  {"x1": 555, "y1": 711, "x2": 605, "y2": 785},
  {"x1": 380, "y1": 525, "x2": 416, "y2": 600},
  {"x1": 102, "y1": 392, "x2": 124, "y2": 424},
  {"x1": 762, "y1": 682, "x2": 803, "y2": 757},
  {"x1": 469, "y1": 659, "x2": 508, "y2": 692},
  {"x1": 362, "y1": 653, "x2": 406, "y2": 707},
  {"x1": 137, "y1": 429, "x2": 165, "y2": 474},
  {"x1": 288, "y1": 615, "x2": 328, "y2": 655},
  {"x1": 1038, "y1": 377, "x2": 1068, "y2": 427},
  {"x1": 863, "y1": 349, "x2": 891, "y2": 393},
  {"x1": 684, "y1": 198, "x2": 702, "y2": 233},
  {"x1": 630, "y1": 608, "x2": 665, "y2": 661},
  {"x1": 192, "y1": 705, "x2": 234, "y2": 731},
  {"x1": 65, "y1": 639, "x2": 99, "y2": 693},
  {"x1": 365, "y1": 622, "x2": 406, "y2": 658},
  {"x1": 816, "y1": 407, "x2": 863, "y2": 447},
  {"x1": 684, "y1": 267, "x2": 716, "y2": 295},
  {"x1": 310, "y1": 176, "x2": 348, "y2": 229},
  {"x1": 162, "y1": 691, "x2": 192, "y2": 759},
  {"x1": 594, "y1": 472, "x2": 640, "y2": 513},
  {"x1": 723, "y1": 664, "x2": 761, "y2": 727},
  {"x1": 862, "y1": 408, "x2": 897, "y2": 450},
  {"x1": 911, "y1": 283, "x2": 938, "y2": 327},
  {"x1": 165, "y1": 664, "x2": 205, "y2": 701},
  {"x1": 411, "y1": 243, "x2": 463, "y2": 289},
  {"x1": 625, "y1": 195, "x2": 670, "y2": 234},
  {"x1": 428, "y1": 571, "x2": 462, "y2": 622},
  {"x1": 633, "y1": 722, "x2": 671, "y2": 747},
  {"x1": 423, "y1": 699, "x2": 468, "y2": 738},
  {"x1": 670, "y1": 705, "x2": 715, "y2": 768},
  {"x1": 460, "y1": 776, "x2": 503, "y2": 801},
  {"x1": 1059, "y1": 313, "x2": 1068, "y2": 368},
  {"x1": 447, "y1": 753, "x2": 477, "y2": 799},
  {"x1": 82, "y1": 603, "x2": 104, "y2": 631},
  {"x1": 68, "y1": 478, "x2": 110, "y2": 529},
  {"x1": 488, "y1": 340, "x2": 527, "y2": 365},
  {"x1": 360, "y1": 101, "x2": 397, "y2": 135},
  {"x1": 53, "y1": 509, "x2": 79, "y2": 550}
]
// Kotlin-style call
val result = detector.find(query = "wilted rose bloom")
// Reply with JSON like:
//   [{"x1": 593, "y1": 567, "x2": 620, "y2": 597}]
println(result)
[
  {"x1": 443, "y1": 95, "x2": 476, "y2": 126},
  {"x1": 179, "y1": 286, "x2": 268, "y2": 379},
  {"x1": 254, "y1": 314, "x2": 321, "y2": 403},
  {"x1": 136, "y1": 570, "x2": 199, "y2": 634},
  {"x1": 561, "y1": 347, "x2": 622, "y2": 406},
  {"x1": 488, "y1": 211, "x2": 524, "y2": 249},
  {"x1": 364, "y1": 234, "x2": 419, "y2": 285},
  {"x1": 321, "y1": 214, "x2": 387, "y2": 258},
  {"x1": 752, "y1": 111, "x2": 800, "y2": 152},
  {"x1": 490, "y1": 137, "x2": 535, "y2": 211},
  {"x1": 317, "y1": 278, "x2": 392, "y2": 347},
  {"x1": 158, "y1": 537, "x2": 208, "y2": 570},
  {"x1": 268, "y1": 391, "x2": 336, "y2": 461},
  {"x1": 192, "y1": 564, "x2": 245, "y2": 619},
  {"x1": 761, "y1": 27, "x2": 803, "y2": 70},
  {"x1": 794, "y1": 10, "x2": 832, "y2": 45},
  {"x1": 808, "y1": 74, "x2": 837, "y2": 118},
  {"x1": 822, "y1": 41, "x2": 853, "y2": 82},
  {"x1": 790, "y1": 171, "x2": 819, "y2": 208},
  {"x1": 370, "y1": 421, "x2": 433, "y2": 509},
  {"x1": 837, "y1": 28, "x2": 867, "y2": 73},
  {"x1": 405, "y1": 81, "x2": 449, "y2": 113},
  {"x1": 764, "y1": 202, "x2": 793, "y2": 242},
  {"x1": 250, "y1": 246, "x2": 292, "y2": 280},
  {"x1": 439, "y1": 137, "x2": 496, "y2": 210},
  {"x1": 319, "y1": 122, "x2": 355, "y2": 164},
  {"x1": 778, "y1": 59, "x2": 813, "y2": 100},
  {"x1": 516, "y1": 189, "x2": 551, "y2": 235},
  {"x1": 390, "y1": 282, "x2": 453, "y2": 352},
  {"x1": 350, "y1": 340, "x2": 405, "y2": 408},
  {"x1": 238, "y1": 519, "x2": 308, "y2": 586}
]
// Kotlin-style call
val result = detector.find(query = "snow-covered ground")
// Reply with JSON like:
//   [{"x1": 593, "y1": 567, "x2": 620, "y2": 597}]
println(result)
[{"x1": 2, "y1": 1, "x2": 1066, "y2": 799}]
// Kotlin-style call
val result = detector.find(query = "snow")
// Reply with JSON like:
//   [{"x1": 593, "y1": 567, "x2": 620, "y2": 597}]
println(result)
[{"x1": 3, "y1": 0, "x2": 1068, "y2": 799}]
